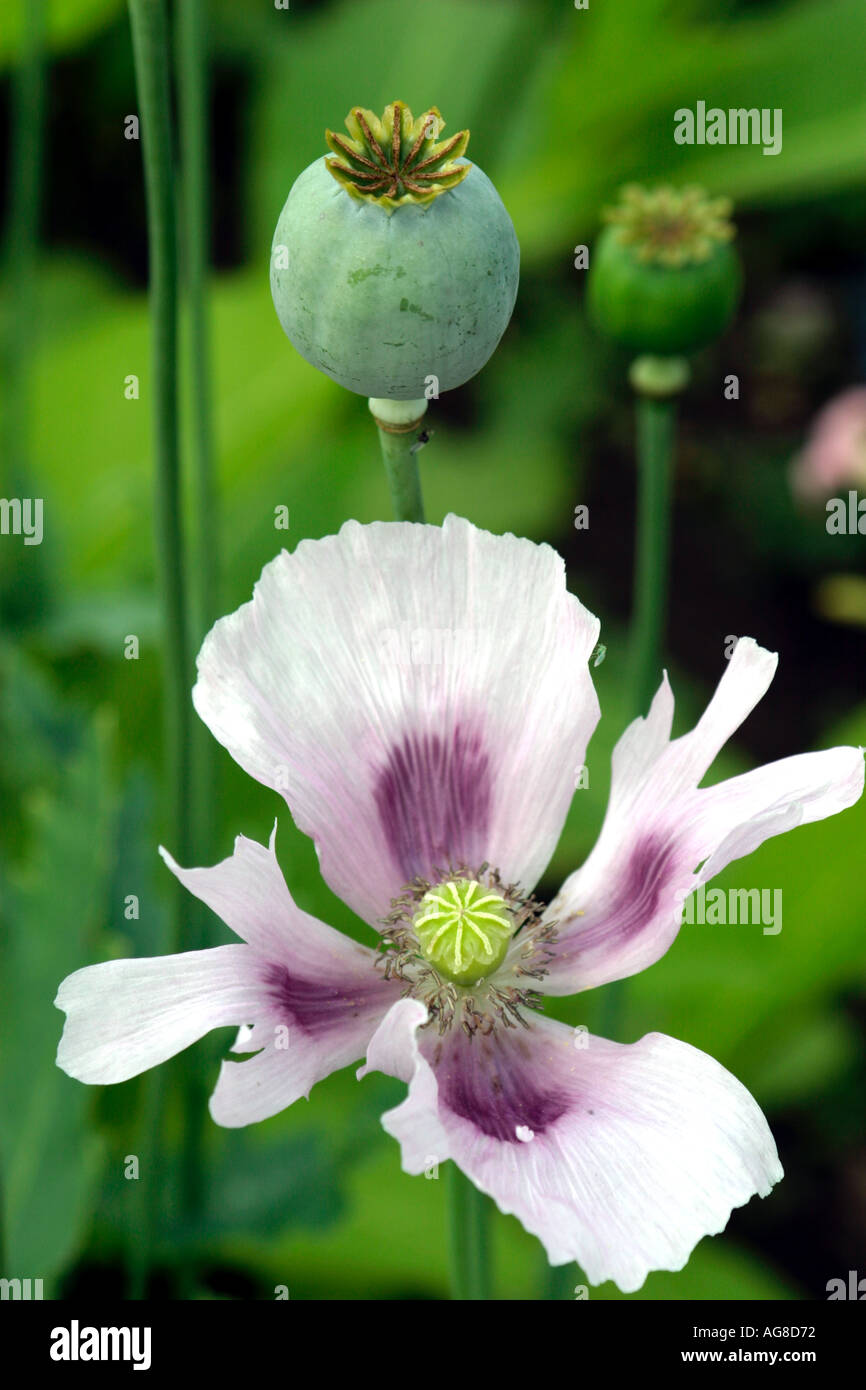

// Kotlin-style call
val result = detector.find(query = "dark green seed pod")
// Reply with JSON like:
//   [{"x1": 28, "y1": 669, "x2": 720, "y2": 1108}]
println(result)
[{"x1": 587, "y1": 185, "x2": 741, "y2": 357}]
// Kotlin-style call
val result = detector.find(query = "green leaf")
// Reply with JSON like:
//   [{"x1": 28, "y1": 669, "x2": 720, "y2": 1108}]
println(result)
[
  {"x1": 497, "y1": 0, "x2": 866, "y2": 261},
  {"x1": 182, "y1": 1130, "x2": 345, "y2": 1246},
  {"x1": 0, "y1": 0, "x2": 123, "y2": 69},
  {"x1": 0, "y1": 660, "x2": 116, "y2": 1287}
]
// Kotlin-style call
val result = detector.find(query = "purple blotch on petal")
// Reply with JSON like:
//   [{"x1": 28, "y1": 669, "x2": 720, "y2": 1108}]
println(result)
[
  {"x1": 374, "y1": 723, "x2": 492, "y2": 881},
  {"x1": 561, "y1": 833, "x2": 679, "y2": 961},
  {"x1": 437, "y1": 1035, "x2": 569, "y2": 1143},
  {"x1": 262, "y1": 962, "x2": 385, "y2": 1038}
]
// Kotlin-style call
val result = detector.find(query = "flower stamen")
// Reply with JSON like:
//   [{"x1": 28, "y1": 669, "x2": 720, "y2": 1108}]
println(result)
[{"x1": 376, "y1": 863, "x2": 557, "y2": 1036}]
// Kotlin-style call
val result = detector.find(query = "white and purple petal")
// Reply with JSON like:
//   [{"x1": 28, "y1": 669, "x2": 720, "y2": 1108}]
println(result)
[
  {"x1": 55, "y1": 945, "x2": 266, "y2": 1085},
  {"x1": 56, "y1": 830, "x2": 400, "y2": 1124},
  {"x1": 360, "y1": 1000, "x2": 782, "y2": 1293},
  {"x1": 192, "y1": 515, "x2": 601, "y2": 926},
  {"x1": 543, "y1": 638, "x2": 864, "y2": 993}
]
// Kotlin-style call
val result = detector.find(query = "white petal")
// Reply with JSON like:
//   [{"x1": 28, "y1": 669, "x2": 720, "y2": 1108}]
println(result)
[
  {"x1": 159, "y1": 824, "x2": 381, "y2": 975},
  {"x1": 545, "y1": 638, "x2": 864, "y2": 992},
  {"x1": 361, "y1": 1004, "x2": 782, "y2": 1293},
  {"x1": 55, "y1": 946, "x2": 265, "y2": 1084},
  {"x1": 57, "y1": 831, "x2": 402, "y2": 1118},
  {"x1": 193, "y1": 516, "x2": 600, "y2": 924},
  {"x1": 210, "y1": 1003, "x2": 378, "y2": 1127},
  {"x1": 161, "y1": 830, "x2": 402, "y2": 1123}
]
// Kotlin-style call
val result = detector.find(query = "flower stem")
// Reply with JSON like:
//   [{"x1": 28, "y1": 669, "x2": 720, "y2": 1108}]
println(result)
[
  {"x1": 128, "y1": 1070, "x2": 164, "y2": 1299},
  {"x1": 0, "y1": 0, "x2": 47, "y2": 1277},
  {"x1": 377, "y1": 426, "x2": 425, "y2": 522},
  {"x1": 129, "y1": 0, "x2": 192, "y2": 869},
  {"x1": 1, "y1": 0, "x2": 45, "y2": 476},
  {"x1": 0, "y1": 0, "x2": 47, "y2": 631},
  {"x1": 447, "y1": 1164, "x2": 492, "y2": 1300},
  {"x1": 369, "y1": 397, "x2": 428, "y2": 523},
  {"x1": 175, "y1": 0, "x2": 217, "y2": 1245},
  {"x1": 601, "y1": 363, "x2": 683, "y2": 1045},
  {"x1": 628, "y1": 391, "x2": 676, "y2": 721},
  {"x1": 176, "y1": 0, "x2": 217, "y2": 645},
  {"x1": 127, "y1": 0, "x2": 192, "y2": 1292},
  {"x1": 541, "y1": 1258, "x2": 583, "y2": 1300}
]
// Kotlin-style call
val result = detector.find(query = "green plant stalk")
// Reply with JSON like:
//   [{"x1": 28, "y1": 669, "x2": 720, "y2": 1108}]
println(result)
[
  {"x1": 376, "y1": 424, "x2": 426, "y2": 523},
  {"x1": 629, "y1": 393, "x2": 675, "y2": 721},
  {"x1": 128, "y1": 0, "x2": 192, "y2": 1293},
  {"x1": 175, "y1": 0, "x2": 218, "y2": 1240},
  {"x1": 541, "y1": 1257, "x2": 583, "y2": 1301},
  {"x1": 447, "y1": 1163, "x2": 492, "y2": 1300},
  {"x1": 129, "y1": 0, "x2": 192, "y2": 870},
  {"x1": 2, "y1": 0, "x2": 45, "y2": 483},
  {"x1": 127, "y1": 1070, "x2": 164, "y2": 1299},
  {"x1": 600, "y1": 390, "x2": 676, "y2": 1045},
  {"x1": 0, "y1": 0, "x2": 47, "y2": 1281},
  {"x1": 0, "y1": 0, "x2": 47, "y2": 630},
  {"x1": 176, "y1": 0, "x2": 217, "y2": 647}
]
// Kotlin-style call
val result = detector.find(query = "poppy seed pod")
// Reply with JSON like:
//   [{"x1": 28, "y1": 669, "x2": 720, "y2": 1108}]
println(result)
[
  {"x1": 588, "y1": 185, "x2": 741, "y2": 357},
  {"x1": 270, "y1": 101, "x2": 520, "y2": 401}
]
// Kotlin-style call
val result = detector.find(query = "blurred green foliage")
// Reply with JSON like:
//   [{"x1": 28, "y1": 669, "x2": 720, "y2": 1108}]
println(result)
[
  {"x1": 0, "y1": 648, "x2": 111, "y2": 1290},
  {"x1": 0, "y1": 0, "x2": 123, "y2": 68}
]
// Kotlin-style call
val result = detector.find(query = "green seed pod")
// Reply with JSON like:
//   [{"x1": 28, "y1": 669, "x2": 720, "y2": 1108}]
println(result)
[
  {"x1": 587, "y1": 185, "x2": 741, "y2": 357},
  {"x1": 270, "y1": 101, "x2": 520, "y2": 401}
]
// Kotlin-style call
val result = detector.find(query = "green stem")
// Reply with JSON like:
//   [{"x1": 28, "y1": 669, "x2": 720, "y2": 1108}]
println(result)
[
  {"x1": 541, "y1": 1258, "x2": 584, "y2": 1301},
  {"x1": 128, "y1": 0, "x2": 192, "y2": 871},
  {"x1": 2, "y1": 0, "x2": 45, "y2": 479},
  {"x1": 369, "y1": 398, "x2": 428, "y2": 523},
  {"x1": 600, "y1": 380, "x2": 678, "y2": 1046},
  {"x1": 176, "y1": 0, "x2": 217, "y2": 644},
  {"x1": 128, "y1": 1071, "x2": 164, "y2": 1299},
  {"x1": 175, "y1": 0, "x2": 217, "y2": 1245},
  {"x1": 127, "y1": 0, "x2": 192, "y2": 1292},
  {"x1": 0, "y1": 0, "x2": 47, "y2": 630},
  {"x1": 447, "y1": 1164, "x2": 492, "y2": 1300},
  {"x1": 375, "y1": 426, "x2": 426, "y2": 523},
  {"x1": 629, "y1": 392, "x2": 676, "y2": 721},
  {"x1": 0, "y1": 0, "x2": 47, "y2": 1286}
]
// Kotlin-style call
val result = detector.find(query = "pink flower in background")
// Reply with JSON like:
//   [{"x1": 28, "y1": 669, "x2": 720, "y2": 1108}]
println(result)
[
  {"x1": 791, "y1": 386, "x2": 866, "y2": 500},
  {"x1": 55, "y1": 517, "x2": 864, "y2": 1291}
]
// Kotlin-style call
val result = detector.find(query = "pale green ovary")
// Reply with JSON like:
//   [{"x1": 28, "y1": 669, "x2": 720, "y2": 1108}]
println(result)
[{"x1": 414, "y1": 879, "x2": 513, "y2": 986}]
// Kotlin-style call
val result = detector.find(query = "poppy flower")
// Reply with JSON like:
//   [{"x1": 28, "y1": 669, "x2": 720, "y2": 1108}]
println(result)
[
  {"x1": 56, "y1": 517, "x2": 863, "y2": 1291},
  {"x1": 790, "y1": 386, "x2": 866, "y2": 500}
]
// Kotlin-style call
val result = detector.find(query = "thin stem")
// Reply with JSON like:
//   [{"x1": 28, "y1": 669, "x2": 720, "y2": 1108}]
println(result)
[
  {"x1": 175, "y1": 0, "x2": 218, "y2": 1242},
  {"x1": 0, "y1": 0, "x2": 47, "y2": 630},
  {"x1": 0, "y1": 0, "x2": 47, "y2": 1284},
  {"x1": 128, "y1": 0, "x2": 192, "y2": 873},
  {"x1": 447, "y1": 1164, "x2": 492, "y2": 1300},
  {"x1": 541, "y1": 1258, "x2": 583, "y2": 1301},
  {"x1": 375, "y1": 423, "x2": 426, "y2": 522},
  {"x1": 127, "y1": 0, "x2": 192, "y2": 1293},
  {"x1": 128, "y1": 1071, "x2": 164, "y2": 1299},
  {"x1": 176, "y1": 0, "x2": 217, "y2": 643},
  {"x1": 600, "y1": 388, "x2": 677, "y2": 1045},
  {"x1": 2, "y1": 0, "x2": 45, "y2": 477},
  {"x1": 628, "y1": 393, "x2": 676, "y2": 721}
]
